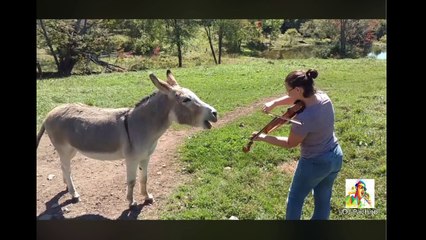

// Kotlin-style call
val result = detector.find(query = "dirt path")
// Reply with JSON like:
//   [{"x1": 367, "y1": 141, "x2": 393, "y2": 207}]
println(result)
[{"x1": 36, "y1": 96, "x2": 281, "y2": 220}]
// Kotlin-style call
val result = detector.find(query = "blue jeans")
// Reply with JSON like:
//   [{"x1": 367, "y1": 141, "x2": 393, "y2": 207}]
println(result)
[{"x1": 286, "y1": 144, "x2": 343, "y2": 220}]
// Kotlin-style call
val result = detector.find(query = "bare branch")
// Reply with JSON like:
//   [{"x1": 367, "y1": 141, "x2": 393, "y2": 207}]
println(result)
[{"x1": 38, "y1": 19, "x2": 60, "y2": 70}]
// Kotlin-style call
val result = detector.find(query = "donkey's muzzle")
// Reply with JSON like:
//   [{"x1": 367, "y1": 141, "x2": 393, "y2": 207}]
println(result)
[
  {"x1": 210, "y1": 111, "x2": 218, "y2": 122},
  {"x1": 203, "y1": 110, "x2": 218, "y2": 129}
]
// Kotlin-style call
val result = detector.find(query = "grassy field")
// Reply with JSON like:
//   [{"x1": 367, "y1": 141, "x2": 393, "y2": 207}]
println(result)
[{"x1": 36, "y1": 57, "x2": 386, "y2": 220}]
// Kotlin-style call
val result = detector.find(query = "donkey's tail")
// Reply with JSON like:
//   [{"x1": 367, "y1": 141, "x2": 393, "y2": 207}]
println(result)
[{"x1": 36, "y1": 121, "x2": 45, "y2": 149}]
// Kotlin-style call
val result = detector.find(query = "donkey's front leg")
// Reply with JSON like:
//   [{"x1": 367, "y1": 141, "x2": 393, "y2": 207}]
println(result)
[
  {"x1": 125, "y1": 159, "x2": 139, "y2": 208},
  {"x1": 57, "y1": 145, "x2": 79, "y2": 200},
  {"x1": 139, "y1": 158, "x2": 154, "y2": 204}
]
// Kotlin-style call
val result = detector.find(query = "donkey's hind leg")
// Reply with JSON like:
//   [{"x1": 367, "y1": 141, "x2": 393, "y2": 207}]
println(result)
[{"x1": 56, "y1": 145, "x2": 79, "y2": 200}]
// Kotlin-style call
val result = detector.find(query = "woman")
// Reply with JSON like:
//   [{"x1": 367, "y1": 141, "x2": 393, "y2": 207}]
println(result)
[{"x1": 252, "y1": 69, "x2": 343, "y2": 220}]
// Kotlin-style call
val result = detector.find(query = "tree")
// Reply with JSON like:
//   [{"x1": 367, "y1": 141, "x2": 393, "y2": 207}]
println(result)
[
  {"x1": 339, "y1": 19, "x2": 347, "y2": 57},
  {"x1": 282, "y1": 28, "x2": 302, "y2": 46},
  {"x1": 261, "y1": 19, "x2": 283, "y2": 48},
  {"x1": 201, "y1": 19, "x2": 218, "y2": 65},
  {"x1": 37, "y1": 19, "x2": 113, "y2": 76},
  {"x1": 38, "y1": 19, "x2": 60, "y2": 70},
  {"x1": 192, "y1": 19, "x2": 247, "y2": 65},
  {"x1": 207, "y1": 19, "x2": 261, "y2": 57},
  {"x1": 92, "y1": 19, "x2": 167, "y2": 55},
  {"x1": 213, "y1": 20, "x2": 243, "y2": 63},
  {"x1": 341, "y1": 20, "x2": 382, "y2": 57},
  {"x1": 165, "y1": 19, "x2": 197, "y2": 67},
  {"x1": 212, "y1": 20, "x2": 262, "y2": 62},
  {"x1": 280, "y1": 19, "x2": 307, "y2": 33},
  {"x1": 300, "y1": 19, "x2": 383, "y2": 58},
  {"x1": 222, "y1": 20, "x2": 251, "y2": 53},
  {"x1": 374, "y1": 19, "x2": 387, "y2": 40},
  {"x1": 216, "y1": 20, "x2": 226, "y2": 64},
  {"x1": 299, "y1": 19, "x2": 338, "y2": 39}
]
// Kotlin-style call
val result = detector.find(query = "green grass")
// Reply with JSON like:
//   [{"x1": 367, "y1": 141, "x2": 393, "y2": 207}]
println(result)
[{"x1": 36, "y1": 58, "x2": 386, "y2": 220}]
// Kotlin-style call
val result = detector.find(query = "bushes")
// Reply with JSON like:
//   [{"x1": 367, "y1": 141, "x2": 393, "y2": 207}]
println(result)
[
  {"x1": 313, "y1": 45, "x2": 333, "y2": 59},
  {"x1": 246, "y1": 41, "x2": 268, "y2": 52},
  {"x1": 110, "y1": 35, "x2": 133, "y2": 52}
]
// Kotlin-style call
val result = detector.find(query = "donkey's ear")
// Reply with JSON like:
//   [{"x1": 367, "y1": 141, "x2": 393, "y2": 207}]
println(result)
[
  {"x1": 166, "y1": 69, "x2": 178, "y2": 86},
  {"x1": 149, "y1": 73, "x2": 172, "y2": 93}
]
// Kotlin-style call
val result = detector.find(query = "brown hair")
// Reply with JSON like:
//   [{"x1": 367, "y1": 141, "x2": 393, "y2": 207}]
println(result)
[{"x1": 285, "y1": 69, "x2": 318, "y2": 98}]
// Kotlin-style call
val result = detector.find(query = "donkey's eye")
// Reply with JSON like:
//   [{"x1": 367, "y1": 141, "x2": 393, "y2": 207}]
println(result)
[{"x1": 182, "y1": 97, "x2": 191, "y2": 103}]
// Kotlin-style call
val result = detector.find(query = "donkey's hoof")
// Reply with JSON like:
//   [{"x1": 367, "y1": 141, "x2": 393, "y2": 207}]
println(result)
[
  {"x1": 143, "y1": 195, "x2": 154, "y2": 205},
  {"x1": 129, "y1": 201, "x2": 137, "y2": 208},
  {"x1": 71, "y1": 196, "x2": 80, "y2": 203},
  {"x1": 71, "y1": 192, "x2": 80, "y2": 199}
]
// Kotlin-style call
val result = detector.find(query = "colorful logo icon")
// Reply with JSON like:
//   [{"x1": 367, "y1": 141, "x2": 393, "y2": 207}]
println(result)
[{"x1": 345, "y1": 179, "x2": 375, "y2": 208}]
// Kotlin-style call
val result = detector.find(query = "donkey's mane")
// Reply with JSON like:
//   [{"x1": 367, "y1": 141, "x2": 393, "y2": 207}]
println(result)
[{"x1": 134, "y1": 91, "x2": 158, "y2": 108}]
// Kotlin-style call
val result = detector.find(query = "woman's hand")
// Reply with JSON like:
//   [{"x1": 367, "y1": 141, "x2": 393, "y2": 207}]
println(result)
[
  {"x1": 262, "y1": 101, "x2": 275, "y2": 113},
  {"x1": 262, "y1": 95, "x2": 294, "y2": 113},
  {"x1": 252, "y1": 131, "x2": 266, "y2": 141}
]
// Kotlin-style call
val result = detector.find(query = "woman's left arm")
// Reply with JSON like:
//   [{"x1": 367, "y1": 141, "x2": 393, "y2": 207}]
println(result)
[{"x1": 253, "y1": 129, "x2": 305, "y2": 149}]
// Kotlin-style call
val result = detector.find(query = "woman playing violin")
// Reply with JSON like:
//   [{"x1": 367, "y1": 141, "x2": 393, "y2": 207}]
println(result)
[{"x1": 252, "y1": 69, "x2": 343, "y2": 220}]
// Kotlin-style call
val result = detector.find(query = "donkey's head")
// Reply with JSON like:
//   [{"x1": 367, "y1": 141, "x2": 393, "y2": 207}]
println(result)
[{"x1": 149, "y1": 70, "x2": 218, "y2": 129}]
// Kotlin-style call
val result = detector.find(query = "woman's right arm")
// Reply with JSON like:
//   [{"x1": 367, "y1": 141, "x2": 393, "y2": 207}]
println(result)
[{"x1": 262, "y1": 95, "x2": 296, "y2": 113}]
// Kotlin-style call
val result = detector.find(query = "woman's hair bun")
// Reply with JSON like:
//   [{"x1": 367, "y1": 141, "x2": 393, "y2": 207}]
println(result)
[{"x1": 306, "y1": 69, "x2": 318, "y2": 79}]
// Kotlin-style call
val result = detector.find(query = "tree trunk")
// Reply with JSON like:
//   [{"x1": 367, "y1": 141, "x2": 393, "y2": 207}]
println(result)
[
  {"x1": 36, "y1": 60, "x2": 42, "y2": 78},
  {"x1": 74, "y1": 19, "x2": 89, "y2": 34},
  {"x1": 340, "y1": 19, "x2": 347, "y2": 58},
  {"x1": 38, "y1": 19, "x2": 60, "y2": 70},
  {"x1": 177, "y1": 41, "x2": 182, "y2": 67},
  {"x1": 58, "y1": 56, "x2": 78, "y2": 77},
  {"x1": 173, "y1": 19, "x2": 183, "y2": 68},
  {"x1": 218, "y1": 27, "x2": 223, "y2": 64},
  {"x1": 204, "y1": 26, "x2": 217, "y2": 64}
]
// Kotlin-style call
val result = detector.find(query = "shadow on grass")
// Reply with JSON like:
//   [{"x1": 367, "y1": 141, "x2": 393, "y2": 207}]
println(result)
[{"x1": 37, "y1": 72, "x2": 102, "y2": 80}]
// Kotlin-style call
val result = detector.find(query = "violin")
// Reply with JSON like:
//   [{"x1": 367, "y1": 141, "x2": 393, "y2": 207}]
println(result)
[{"x1": 242, "y1": 100, "x2": 306, "y2": 153}]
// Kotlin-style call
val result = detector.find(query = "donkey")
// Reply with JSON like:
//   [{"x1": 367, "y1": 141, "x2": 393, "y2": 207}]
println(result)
[{"x1": 36, "y1": 70, "x2": 218, "y2": 207}]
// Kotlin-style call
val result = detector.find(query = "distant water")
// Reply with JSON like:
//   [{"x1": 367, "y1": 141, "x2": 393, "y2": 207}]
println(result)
[
  {"x1": 377, "y1": 52, "x2": 386, "y2": 60},
  {"x1": 368, "y1": 51, "x2": 386, "y2": 60}
]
